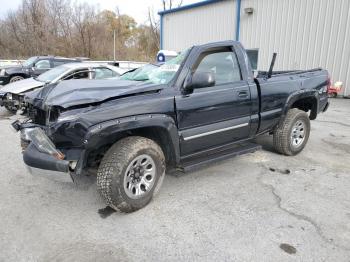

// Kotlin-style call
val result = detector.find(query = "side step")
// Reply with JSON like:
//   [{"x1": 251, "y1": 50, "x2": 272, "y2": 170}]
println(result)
[{"x1": 180, "y1": 142, "x2": 262, "y2": 173}]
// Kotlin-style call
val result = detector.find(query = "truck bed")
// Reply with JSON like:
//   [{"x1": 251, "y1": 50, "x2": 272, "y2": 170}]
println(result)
[
  {"x1": 255, "y1": 68, "x2": 329, "y2": 134},
  {"x1": 257, "y1": 68, "x2": 324, "y2": 78}
]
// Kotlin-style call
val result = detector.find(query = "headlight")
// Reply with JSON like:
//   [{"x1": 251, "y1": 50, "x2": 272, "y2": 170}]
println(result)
[
  {"x1": 56, "y1": 114, "x2": 80, "y2": 123},
  {"x1": 0, "y1": 69, "x2": 5, "y2": 76},
  {"x1": 25, "y1": 128, "x2": 65, "y2": 160},
  {"x1": 20, "y1": 127, "x2": 35, "y2": 141}
]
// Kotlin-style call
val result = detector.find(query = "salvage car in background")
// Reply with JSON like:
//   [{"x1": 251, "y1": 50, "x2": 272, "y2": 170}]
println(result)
[
  {"x1": 0, "y1": 63, "x2": 125, "y2": 113},
  {"x1": 0, "y1": 56, "x2": 80, "y2": 85},
  {"x1": 13, "y1": 40, "x2": 330, "y2": 213}
]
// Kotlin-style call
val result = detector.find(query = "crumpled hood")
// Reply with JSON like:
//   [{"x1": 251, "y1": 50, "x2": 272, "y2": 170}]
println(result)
[
  {"x1": 0, "y1": 77, "x2": 43, "y2": 94},
  {"x1": 30, "y1": 79, "x2": 164, "y2": 109}
]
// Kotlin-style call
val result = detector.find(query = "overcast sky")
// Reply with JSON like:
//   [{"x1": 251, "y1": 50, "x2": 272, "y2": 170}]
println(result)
[{"x1": 0, "y1": 0, "x2": 200, "y2": 24}]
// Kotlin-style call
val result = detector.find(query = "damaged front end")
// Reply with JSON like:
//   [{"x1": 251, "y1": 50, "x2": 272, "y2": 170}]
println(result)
[
  {"x1": 12, "y1": 112, "x2": 79, "y2": 183},
  {"x1": 12, "y1": 78, "x2": 165, "y2": 182}
]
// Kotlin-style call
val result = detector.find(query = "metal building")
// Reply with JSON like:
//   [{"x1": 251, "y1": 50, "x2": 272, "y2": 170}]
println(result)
[{"x1": 159, "y1": 0, "x2": 350, "y2": 96}]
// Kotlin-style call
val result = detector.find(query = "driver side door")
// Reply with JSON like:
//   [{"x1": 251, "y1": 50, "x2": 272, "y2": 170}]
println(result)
[{"x1": 175, "y1": 46, "x2": 252, "y2": 156}]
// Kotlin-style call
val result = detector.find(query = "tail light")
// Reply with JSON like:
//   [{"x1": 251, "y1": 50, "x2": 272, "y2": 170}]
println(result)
[{"x1": 326, "y1": 76, "x2": 332, "y2": 92}]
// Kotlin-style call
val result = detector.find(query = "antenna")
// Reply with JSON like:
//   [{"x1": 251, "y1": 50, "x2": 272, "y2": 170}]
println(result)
[{"x1": 267, "y1": 53, "x2": 277, "y2": 78}]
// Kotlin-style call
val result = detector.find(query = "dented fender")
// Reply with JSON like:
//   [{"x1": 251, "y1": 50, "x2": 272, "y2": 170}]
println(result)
[{"x1": 74, "y1": 114, "x2": 180, "y2": 174}]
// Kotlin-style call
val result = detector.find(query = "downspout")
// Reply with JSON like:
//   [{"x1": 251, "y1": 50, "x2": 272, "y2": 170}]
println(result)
[
  {"x1": 160, "y1": 14, "x2": 164, "y2": 49},
  {"x1": 235, "y1": 0, "x2": 241, "y2": 41}
]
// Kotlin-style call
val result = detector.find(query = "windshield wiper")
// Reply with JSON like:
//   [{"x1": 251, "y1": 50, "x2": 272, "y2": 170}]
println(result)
[{"x1": 133, "y1": 78, "x2": 149, "y2": 81}]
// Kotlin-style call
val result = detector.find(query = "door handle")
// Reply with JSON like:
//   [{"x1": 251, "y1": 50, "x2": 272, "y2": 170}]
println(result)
[{"x1": 237, "y1": 91, "x2": 249, "y2": 98}]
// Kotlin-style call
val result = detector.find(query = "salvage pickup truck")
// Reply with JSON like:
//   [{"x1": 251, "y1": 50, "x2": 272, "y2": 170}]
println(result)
[{"x1": 12, "y1": 41, "x2": 329, "y2": 213}]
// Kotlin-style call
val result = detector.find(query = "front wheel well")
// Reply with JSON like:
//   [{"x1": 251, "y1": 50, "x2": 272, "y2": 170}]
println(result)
[
  {"x1": 10, "y1": 74, "x2": 27, "y2": 79},
  {"x1": 85, "y1": 126, "x2": 177, "y2": 170},
  {"x1": 291, "y1": 96, "x2": 318, "y2": 120}
]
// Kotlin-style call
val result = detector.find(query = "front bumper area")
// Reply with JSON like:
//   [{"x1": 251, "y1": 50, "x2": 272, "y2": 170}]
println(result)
[
  {"x1": 23, "y1": 143, "x2": 69, "y2": 173},
  {"x1": 19, "y1": 126, "x2": 74, "y2": 182},
  {"x1": 23, "y1": 143, "x2": 73, "y2": 183},
  {"x1": 0, "y1": 76, "x2": 10, "y2": 85},
  {"x1": 0, "y1": 92, "x2": 4, "y2": 106},
  {"x1": 2, "y1": 93, "x2": 24, "y2": 111}
]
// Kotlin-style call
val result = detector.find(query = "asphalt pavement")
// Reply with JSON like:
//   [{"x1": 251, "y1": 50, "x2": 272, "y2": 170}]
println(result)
[{"x1": 0, "y1": 99, "x2": 349, "y2": 261}]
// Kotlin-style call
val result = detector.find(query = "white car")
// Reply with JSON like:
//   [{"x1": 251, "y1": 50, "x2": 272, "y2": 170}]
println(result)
[{"x1": 0, "y1": 63, "x2": 126, "y2": 112}]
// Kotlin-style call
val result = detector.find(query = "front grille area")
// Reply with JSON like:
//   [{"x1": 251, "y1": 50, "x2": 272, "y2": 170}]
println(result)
[
  {"x1": 27, "y1": 104, "x2": 61, "y2": 125},
  {"x1": 27, "y1": 104, "x2": 47, "y2": 125}
]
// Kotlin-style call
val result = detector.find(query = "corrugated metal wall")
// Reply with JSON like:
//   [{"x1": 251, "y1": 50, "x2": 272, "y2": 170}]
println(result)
[
  {"x1": 162, "y1": 0, "x2": 350, "y2": 95},
  {"x1": 240, "y1": 0, "x2": 350, "y2": 95},
  {"x1": 162, "y1": 0, "x2": 236, "y2": 51}
]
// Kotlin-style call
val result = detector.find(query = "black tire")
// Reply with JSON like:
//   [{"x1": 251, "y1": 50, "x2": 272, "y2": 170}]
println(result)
[
  {"x1": 97, "y1": 136, "x2": 165, "y2": 213},
  {"x1": 273, "y1": 108, "x2": 310, "y2": 156},
  {"x1": 9, "y1": 75, "x2": 24, "y2": 83}
]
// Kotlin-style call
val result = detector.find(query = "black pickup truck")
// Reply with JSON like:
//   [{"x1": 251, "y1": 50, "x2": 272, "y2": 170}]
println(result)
[{"x1": 13, "y1": 41, "x2": 329, "y2": 213}]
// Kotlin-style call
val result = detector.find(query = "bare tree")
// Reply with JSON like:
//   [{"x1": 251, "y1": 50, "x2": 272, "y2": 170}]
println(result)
[
  {"x1": 0, "y1": 0, "x2": 160, "y2": 61},
  {"x1": 162, "y1": 0, "x2": 183, "y2": 10}
]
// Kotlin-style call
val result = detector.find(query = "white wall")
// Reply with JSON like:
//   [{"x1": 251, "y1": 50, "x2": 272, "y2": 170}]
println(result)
[
  {"x1": 163, "y1": 0, "x2": 236, "y2": 52},
  {"x1": 240, "y1": 0, "x2": 350, "y2": 95},
  {"x1": 162, "y1": 0, "x2": 350, "y2": 95}
]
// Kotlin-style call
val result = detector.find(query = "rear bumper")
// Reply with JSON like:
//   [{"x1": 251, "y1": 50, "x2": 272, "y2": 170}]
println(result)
[{"x1": 322, "y1": 101, "x2": 330, "y2": 112}]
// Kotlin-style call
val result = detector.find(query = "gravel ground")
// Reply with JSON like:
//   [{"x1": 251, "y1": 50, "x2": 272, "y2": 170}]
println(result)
[{"x1": 0, "y1": 98, "x2": 349, "y2": 262}]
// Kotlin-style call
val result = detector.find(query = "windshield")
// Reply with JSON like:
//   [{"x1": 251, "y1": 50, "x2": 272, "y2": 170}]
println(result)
[
  {"x1": 120, "y1": 64, "x2": 159, "y2": 81},
  {"x1": 22, "y1": 57, "x2": 38, "y2": 67},
  {"x1": 146, "y1": 49, "x2": 189, "y2": 85},
  {"x1": 36, "y1": 65, "x2": 70, "y2": 83}
]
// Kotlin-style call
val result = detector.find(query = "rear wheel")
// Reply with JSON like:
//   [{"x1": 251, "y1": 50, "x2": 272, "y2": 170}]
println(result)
[
  {"x1": 9, "y1": 75, "x2": 24, "y2": 83},
  {"x1": 97, "y1": 136, "x2": 165, "y2": 213},
  {"x1": 273, "y1": 108, "x2": 310, "y2": 156}
]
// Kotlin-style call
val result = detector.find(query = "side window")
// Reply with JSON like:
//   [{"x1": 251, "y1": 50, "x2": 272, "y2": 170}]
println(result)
[
  {"x1": 246, "y1": 49, "x2": 259, "y2": 70},
  {"x1": 93, "y1": 67, "x2": 117, "y2": 79},
  {"x1": 35, "y1": 59, "x2": 51, "y2": 69},
  {"x1": 64, "y1": 70, "x2": 90, "y2": 80},
  {"x1": 193, "y1": 49, "x2": 241, "y2": 85},
  {"x1": 53, "y1": 60, "x2": 67, "y2": 67}
]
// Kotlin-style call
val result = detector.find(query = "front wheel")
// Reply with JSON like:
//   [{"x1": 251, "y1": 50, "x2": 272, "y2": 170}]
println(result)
[
  {"x1": 273, "y1": 108, "x2": 311, "y2": 156},
  {"x1": 9, "y1": 75, "x2": 24, "y2": 83},
  {"x1": 97, "y1": 136, "x2": 165, "y2": 213}
]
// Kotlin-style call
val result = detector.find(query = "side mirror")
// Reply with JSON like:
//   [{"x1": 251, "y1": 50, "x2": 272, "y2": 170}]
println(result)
[
  {"x1": 184, "y1": 71, "x2": 215, "y2": 92},
  {"x1": 31, "y1": 66, "x2": 36, "y2": 71}
]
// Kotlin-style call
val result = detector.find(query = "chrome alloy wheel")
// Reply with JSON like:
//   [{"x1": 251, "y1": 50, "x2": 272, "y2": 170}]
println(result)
[
  {"x1": 10, "y1": 76, "x2": 24, "y2": 83},
  {"x1": 291, "y1": 120, "x2": 306, "y2": 147},
  {"x1": 123, "y1": 154, "x2": 156, "y2": 199}
]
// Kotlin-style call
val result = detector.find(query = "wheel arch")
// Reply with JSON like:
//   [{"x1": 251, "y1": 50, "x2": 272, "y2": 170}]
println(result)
[
  {"x1": 77, "y1": 114, "x2": 180, "y2": 174},
  {"x1": 9, "y1": 73, "x2": 28, "y2": 80},
  {"x1": 279, "y1": 90, "x2": 319, "y2": 127}
]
